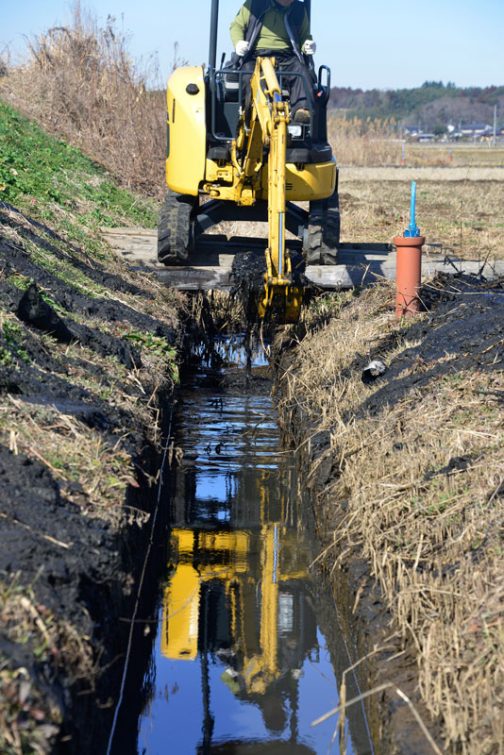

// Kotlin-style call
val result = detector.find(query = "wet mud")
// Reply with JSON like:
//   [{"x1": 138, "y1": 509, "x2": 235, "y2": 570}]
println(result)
[{"x1": 231, "y1": 248, "x2": 307, "y2": 323}]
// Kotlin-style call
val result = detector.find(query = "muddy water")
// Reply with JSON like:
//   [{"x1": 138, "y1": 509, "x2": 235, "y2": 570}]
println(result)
[{"x1": 123, "y1": 337, "x2": 374, "y2": 754}]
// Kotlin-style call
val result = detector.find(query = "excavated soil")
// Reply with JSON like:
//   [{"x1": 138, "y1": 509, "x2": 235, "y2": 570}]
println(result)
[{"x1": 0, "y1": 203, "x2": 179, "y2": 752}]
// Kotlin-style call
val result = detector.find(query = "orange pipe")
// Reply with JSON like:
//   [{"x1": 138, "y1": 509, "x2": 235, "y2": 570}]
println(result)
[{"x1": 394, "y1": 235, "x2": 425, "y2": 318}]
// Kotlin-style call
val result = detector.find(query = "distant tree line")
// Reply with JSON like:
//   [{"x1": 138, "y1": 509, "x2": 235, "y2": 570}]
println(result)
[{"x1": 329, "y1": 82, "x2": 504, "y2": 131}]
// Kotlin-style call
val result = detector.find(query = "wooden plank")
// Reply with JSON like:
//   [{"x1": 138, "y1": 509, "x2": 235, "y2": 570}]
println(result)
[
  {"x1": 102, "y1": 227, "x2": 504, "y2": 291},
  {"x1": 305, "y1": 258, "x2": 504, "y2": 290},
  {"x1": 421, "y1": 259, "x2": 504, "y2": 278},
  {"x1": 101, "y1": 227, "x2": 156, "y2": 239},
  {"x1": 338, "y1": 242, "x2": 392, "y2": 252},
  {"x1": 155, "y1": 267, "x2": 234, "y2": 290},
  {"x1": 134, "y1": 257, "x2": 504, "y2": 292},
  {"x1": 304, "y1": 264, "x2": 390, "y2": 289}
]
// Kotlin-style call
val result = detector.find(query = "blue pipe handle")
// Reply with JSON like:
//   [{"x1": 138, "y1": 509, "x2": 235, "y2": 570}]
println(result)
[{"x1": 405, "y1": 181, "x2": 420, "y2": 237}]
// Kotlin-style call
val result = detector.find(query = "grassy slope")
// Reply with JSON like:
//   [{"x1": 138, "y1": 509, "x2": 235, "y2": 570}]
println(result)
[
  {"x1": 0, "y1": 100, "x2": 180, "y2": 753},
  {"x1": 0, "y1": 100, "x2": 156, "y2": 229}
]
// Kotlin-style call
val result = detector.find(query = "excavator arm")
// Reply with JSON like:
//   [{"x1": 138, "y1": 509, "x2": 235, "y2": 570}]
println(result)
[{"x1": 233, "y1": 57, "x2": 303, "y2": 323}]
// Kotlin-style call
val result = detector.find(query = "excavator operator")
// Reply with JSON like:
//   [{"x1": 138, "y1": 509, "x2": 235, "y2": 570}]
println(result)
[{"x1": 230, "y1": 0, "x2": 317, "y2": 123}]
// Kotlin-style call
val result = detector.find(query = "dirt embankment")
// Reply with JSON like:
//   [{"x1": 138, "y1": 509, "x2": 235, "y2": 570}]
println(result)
[
  {"x1": 0, "y1": 201, "x2": 181, "y2": 753},
  {"x1": 341, "y1": 167, "x2": 504, "y2": 182},
  {"x1": 274, "y1": 276, "x2": 504, "y2": 754}
]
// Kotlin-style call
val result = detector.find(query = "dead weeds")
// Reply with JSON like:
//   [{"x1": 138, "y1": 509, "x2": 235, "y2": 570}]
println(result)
[
  {"x1": 339, "y1": 178, "x2": 504, "y2": 263},
  {"x1": 0, "y1": 7, "x2": 165, "y2": 196},
  {"x1": 278, "y1": 278, "x2": 504, "y2": 753},
  {"x1": 2, "y1": 396, "x2": 141, "y2": 520},
  {"x1": 0, "y1": 574, "x2": 95, "y2": 755}
]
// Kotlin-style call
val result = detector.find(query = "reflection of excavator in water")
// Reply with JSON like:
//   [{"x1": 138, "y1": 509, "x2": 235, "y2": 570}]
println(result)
[
  {"x1": 158, "y1": 0, "x2": 339, "y2": 322},
  {"x1": 162, "y1": 472, "x2": 318, "y2": 752}
]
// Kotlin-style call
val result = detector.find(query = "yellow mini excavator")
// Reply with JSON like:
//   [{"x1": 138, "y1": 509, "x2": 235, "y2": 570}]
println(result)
[{"x1": 158, "y1": 0, "x2": 340, "y2": 321}]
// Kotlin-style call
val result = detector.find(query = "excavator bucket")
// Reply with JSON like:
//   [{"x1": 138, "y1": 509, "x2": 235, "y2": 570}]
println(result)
[{"x1": 257, "y1": 281, "x2": 303, "y2": 324}]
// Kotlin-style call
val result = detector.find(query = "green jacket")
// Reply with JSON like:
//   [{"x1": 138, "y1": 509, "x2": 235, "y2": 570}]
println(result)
[{"x1": 230, "y1": 0, "x2": 310, "y2": 52}]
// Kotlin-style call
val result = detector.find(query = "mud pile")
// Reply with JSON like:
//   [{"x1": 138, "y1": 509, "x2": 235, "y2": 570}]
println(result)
[
  {"x1": 231, "y1": 247, "x2": 305, "y2": 323},
  {"x1": 0, "y1": 201, "x2": 180, "y2": 753},
  {"x1": 231, "y1": 250, "x2": 267, "y2": 322}
]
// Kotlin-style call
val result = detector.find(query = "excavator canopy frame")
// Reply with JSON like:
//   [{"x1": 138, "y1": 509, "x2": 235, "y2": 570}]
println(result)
[{"x1": 208, "y1": 0, "x2": 312, "y2": 73}]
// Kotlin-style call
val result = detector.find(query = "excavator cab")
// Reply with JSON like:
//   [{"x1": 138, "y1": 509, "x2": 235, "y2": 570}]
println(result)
[
  {"x1": 159, "y1": 0, "x2": 340, "y2": 321},
  {"x1": 208, "y1": 3, "x2": 332, "y2": 170}
]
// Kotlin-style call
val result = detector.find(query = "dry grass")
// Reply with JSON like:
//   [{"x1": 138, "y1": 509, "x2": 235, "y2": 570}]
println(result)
[
  {"x1": 328, "y1": 117, "x2": 401, "y2": 167},
  {"x1": 188, "y1": 290, "x2": 248, "y2": 333},
  {"x1": 328, "y1": 117, "x2": 504, "y2": 169},
  {"x1": 338, "y1": 178, "x2": 504, "y2": 261},
  {"x1": 3, "y1": 395, "x2": 143, "y2": 522},
  {"x1": 0, "y1": 575, "x2": 94, "y2": 754},
  {"x1": 407, "y1": 144, "x2": 504, "y2": 169},
  {"x1": 328, "y1": 117, "x2": 452, "y2": 168},
  {"x1": 0, "y1": 4, "x2": 165, "y2": 196},
  {"x1": 278, "y1": 279, "x2": 504, "y2": 753}
]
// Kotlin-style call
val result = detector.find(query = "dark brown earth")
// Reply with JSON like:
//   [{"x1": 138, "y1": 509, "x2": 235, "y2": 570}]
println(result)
[
  {"x1": 0, "y1": 203, "x2": 179, "y2": 752},
  {"x1": 274, "y1": 273, "x2": 504, "y2": 754}
]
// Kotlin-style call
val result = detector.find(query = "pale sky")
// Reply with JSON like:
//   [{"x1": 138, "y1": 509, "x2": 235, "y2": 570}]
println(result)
[{"x1": 1, "y1": 0, "x2": 503, "y2": 90}]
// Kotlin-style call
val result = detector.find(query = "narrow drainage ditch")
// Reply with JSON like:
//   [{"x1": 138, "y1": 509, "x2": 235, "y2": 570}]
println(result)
[{"x1": 109, "y1": 332, "x2": 375, "y2": 755}]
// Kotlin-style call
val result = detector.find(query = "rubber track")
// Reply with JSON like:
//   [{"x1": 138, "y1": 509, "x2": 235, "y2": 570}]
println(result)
[
  {"x1": 157, "y1": 191, "x2": 193, "y2": 265},
  {"x1": 305, "y1": 193, "x2": 341, "y2": 265}
]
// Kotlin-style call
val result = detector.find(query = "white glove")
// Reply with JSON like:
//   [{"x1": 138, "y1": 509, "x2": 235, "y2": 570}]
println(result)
[
  {"x1": 235, "y1": 40, "x2": 250, "y2": 57},
  {"x1": 302, "y1": 39, "x2": 317, "y2": 55}
]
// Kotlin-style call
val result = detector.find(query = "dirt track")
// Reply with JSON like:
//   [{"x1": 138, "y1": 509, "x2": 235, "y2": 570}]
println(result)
[{"x1": 340, "y1": 166, "x2": 504, "y2": 182}]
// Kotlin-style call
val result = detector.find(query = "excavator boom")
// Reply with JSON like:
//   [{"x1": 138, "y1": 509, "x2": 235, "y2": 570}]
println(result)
[{"x1": 234, "y1": 57, "x2": 303, "y2": 323}]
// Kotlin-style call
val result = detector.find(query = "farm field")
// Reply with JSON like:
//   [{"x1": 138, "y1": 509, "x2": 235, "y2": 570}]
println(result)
[
  {"x1": 408, "y1": 143, "x2": 504, "y2": 167},
  {"x1": 338, "y1": 173, "x2": 504, "y2": 262}
]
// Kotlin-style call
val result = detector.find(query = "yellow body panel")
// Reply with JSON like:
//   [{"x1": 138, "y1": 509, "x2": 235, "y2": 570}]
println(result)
[
  {"x1": 204, "y1": 159, "x2": 336, "y2": 203},
  {"x1": 165, "y1": 64, "x2": 335, "y2": 205},
  {"x1": 171, "y1": 528, "x2": 195, "y2": 558},
  {"x1": 199, "y1": 531, "x2": 249, "y2": 572},
  {"x1": 282, "y1": 159, "x2": 337, "y2": 200},
  {"x1": 162, "y1": 563, "x2": 200, "y2": 660},
  {"x1": 166, "y1": 66, "x2": 206, "y2": 196}
]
